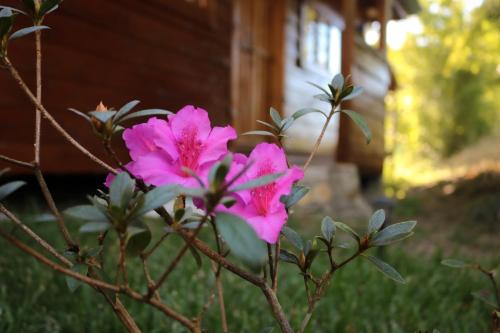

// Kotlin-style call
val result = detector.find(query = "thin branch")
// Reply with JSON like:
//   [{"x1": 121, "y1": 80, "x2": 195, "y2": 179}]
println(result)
[
  {"x1": 116, "y1": 232, "x2": 129, "y2": 286},
  {"x1": 0, "y1": 154, "x2": 33, "y2": 168},
  {"x1": 0, "y1": 204, "x2": 72, "y2": 266},
  {"x1": 303, "y1": 107, "x2": 336, "y2": 171},
  {"x1": 2, "y1": 57, "x2": 116, "y2": 174},
  {"x1": 261, "y1": 284, "x2": 294, "y2": 333},
  {"x1": 268, "y1": 243, "x2": 275, "y2": 286},
  {"x1": 34, "y1": 29, "x2": 42, "y2": 164},
  {"x1": 272, "y1": 240, "x2": 280, "y2": 292},
  {"x1": 478, "y1": 266, "x2": 500, "y2": 308},
  {"x1": 33, "y1": 168, "x2": 77, "y2": 248}
]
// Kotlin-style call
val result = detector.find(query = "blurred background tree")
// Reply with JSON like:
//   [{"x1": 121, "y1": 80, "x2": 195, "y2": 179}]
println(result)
[{"x1": 386, "y1": 0, "x2": 500, "y2": 185}]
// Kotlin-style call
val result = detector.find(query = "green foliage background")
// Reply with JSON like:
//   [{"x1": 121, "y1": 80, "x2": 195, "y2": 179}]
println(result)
[{"x1": 387, "y1": 0, "x2": 500, "y2": 165}]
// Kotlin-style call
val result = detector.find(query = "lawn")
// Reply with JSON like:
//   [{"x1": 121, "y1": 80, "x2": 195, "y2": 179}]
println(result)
[{"x1": 0, "y1": 187, "x2": 498, "y2": 333}]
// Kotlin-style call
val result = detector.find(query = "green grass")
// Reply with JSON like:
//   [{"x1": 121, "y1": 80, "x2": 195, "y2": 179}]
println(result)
[{"x1": 0, "y1": 211, "x2": 498, "y2": 333}]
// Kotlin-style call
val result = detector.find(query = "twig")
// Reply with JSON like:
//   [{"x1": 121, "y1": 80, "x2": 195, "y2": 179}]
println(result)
[
  {"x1": 116, "y1": 232, "x2": 129, "y2": 286},
  {"x1": 272, "y1": 240, "x2": 280, "y2": 292},
  {"x1": 0, "y1": 204, "x2": 72, "y2": 266},
  {"x1": 2, "y1": 57, "x2": 116, "y2": 174},
  {"x1": 268, "y1": 243, "x2": 275, "y2": 285},
  {"x1": 34, "y1": 29, "x2": 42, "y2": 164},
  {"x1": 303, "y1": 107, "x2": 336, "y2": 171},
  {"x1": 478, "y1": 266, "x2": 500, "y2": 308},
  {"x1": 0, "y1": 154, "x2": 33, "y2": 168},
  {"x1": 33, "y1": 168, "x2": 77, "y2": 248}
]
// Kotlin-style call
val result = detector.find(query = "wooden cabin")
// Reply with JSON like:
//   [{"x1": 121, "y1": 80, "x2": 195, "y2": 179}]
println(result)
[{"x1": 0, "y1": 0, "x2": 419, "y2": 178}]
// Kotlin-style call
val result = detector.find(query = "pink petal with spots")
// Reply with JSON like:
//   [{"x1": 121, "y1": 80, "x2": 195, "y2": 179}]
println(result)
[{"x1": 169, "y1": 105, "x2": 211, "y2": 142}]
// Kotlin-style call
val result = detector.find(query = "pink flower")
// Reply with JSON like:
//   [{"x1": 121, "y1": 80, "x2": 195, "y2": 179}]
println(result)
[
  {"x1": 120, "y1": 105, "x2": 237, "y2": 187},
  {"x1": 229, "y1": 143, "x2": 304, "y2": 244}
]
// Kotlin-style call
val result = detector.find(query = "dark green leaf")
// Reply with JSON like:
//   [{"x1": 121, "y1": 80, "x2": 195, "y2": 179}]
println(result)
[
  {"x1": 363, "y1": 254, "x2": 406, "y2": 284},
  {"x1": 330, "y1": 74, "x2": 344, "y2": 90},
  {"x1": 340, "y1": 110, "x2": 371, "y2": 143},
  {"x1": 9, "y1": 25, "x2": 50, "y2": 40},
  {"x1": 114, "y1": 100, "x2": 140, "y2": 120},
  {"x1": 257, "y1": 120, "x2": 278, "y2": 131},
  {"x1": 368, "y1": 209, "x2": 385, "y2": 234},
  {"x1": 269, "y1": 107, "x2": 282, "y2": 127},
  {"x1": 21, "y1": 0, "x2": 35, "y2": 14},
  {"x1": 216, "y1": 212, "x2": 267, "y2": 269},
  {"x1": 0, "y1": 9, "x2": 14, "y2": 39},
  {"x1": 188, "y1": 245, "x2": 203, "y2": 269},
  {"x1": 88, "y1": 110, "x2": 116, "y2": 123},
  {"x1": 109, "y1": 172, "x2": 135, "y2": 210},
  {"x1": 291, "y1": 108, "x2": 327, "y2": 120},
  {"x1": 370, "y1": 221, "x2": 416, "y2": 246},
  {"x1": 279, "y1": 249, "x2": 299, "y2": 265},
  {"x1": 231, "y1": 172, "x2": 283, "y2": 192},
  {"x1": 126, "y1": 226, "x2": 152, "y2": 257},
  {"x1": 119, "y1": 109, "x2": 173, "y2": 122},
  {"x1": 441, "y1": 259, "x2": 470, "y2": 269},
  {"x1": 79, "y1": 221, "x2": 111, "y2": 233},
  {"x1": 65, "y1": 263, "x2": 87, "y2": 293},
  {"x1": 64, "y1": 205, "x2": 108, "y2": 222},
  {"x1": 342, "y1": 86, "x2": 364, "y2": 101},
  {"x1": 334, "y1": 221, "x2": 360, "y2": 243},
  {"x1": 0, "y1": 181, "x2": 26, "y2": 201},
  {"x1": 280, "y1": 117, "x2": 294, "y2": 132},
  {"x1": 242, "y1": 130, "x2": 276, "y2": 137},
  {"x1": 281, "y1": 185, "x2": 309, "y2": 209},
  {"x1": 130, "y1": 185, "x2": 178, "y2": 219},
  {"x1": 39, "y1": 0, "x2": 61, "y2": 17},
  {"x1": 321, "y1": 216, "x2": 336, "y2": 242},
  {"x1": 281, "y1": 226, "x2": 304, "y2": 250},
  {"x1": 314, "y1": 94, "x2": 333, "y2": 103}
]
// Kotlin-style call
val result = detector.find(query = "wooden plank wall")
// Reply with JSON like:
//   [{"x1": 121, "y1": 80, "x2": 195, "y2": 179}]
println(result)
[
  {"x1": 346, "y1": 36, "x2": 390, "y2": 176},
  {"x1": 0, "y1": 0, "x2": 233, "y2": 174},
  {"x1": 282, "y1": 0, "x2": 340, "y2": 155}
]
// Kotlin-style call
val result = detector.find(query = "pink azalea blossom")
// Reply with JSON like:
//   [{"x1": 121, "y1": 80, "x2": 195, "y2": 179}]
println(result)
[
  {"x1": 228, "y1": 143, "x2": 304, "y2": 244},
  {"x1": 119, "y1": 105, "x2": 237, "y2": 187}
]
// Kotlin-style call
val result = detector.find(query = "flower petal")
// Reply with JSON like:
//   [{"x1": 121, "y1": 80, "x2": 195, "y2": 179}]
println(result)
[
  {"x1": 123, "y1": 118, "x2": 169, "y2": 161},
  {"x1": 169, "y1": 105, "x2": 212, "y2": 142},
  {"x1": 198, "y1": 125, "x2": 237, "y2": 166},
  {"x1": 243, "y1": 209, "x2": 288, "y2": 244}
]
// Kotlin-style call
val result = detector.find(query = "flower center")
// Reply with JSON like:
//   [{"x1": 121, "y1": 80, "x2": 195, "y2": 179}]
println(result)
[
  {"x1": 176, "y1": 125, "x2": 204, "y2": 175},
  {"x1": 250, "y1": 163, "x2": 277, "y2": 216}
]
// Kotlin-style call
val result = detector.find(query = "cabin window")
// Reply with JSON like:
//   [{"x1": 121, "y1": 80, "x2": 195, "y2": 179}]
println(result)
[{"x1": 299, "y1": 2, "x2": 344, "y2": 74}]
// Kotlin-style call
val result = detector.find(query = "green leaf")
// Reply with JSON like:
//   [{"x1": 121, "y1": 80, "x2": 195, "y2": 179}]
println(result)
[
  {"x1": 0, "y1": 181, "x2": 26, "y2": 201},
  {"x1": 340, "y1": 110, "x2": 371, "y2": 144},
  {"x1": 370, "y1": 221, "x2": 416, "y2": 246},
  {"x1": 368, "y1": 209, "x2": 385, "y2": 234},
  {"x1": 279, "y1": 249, "x2": 299, "y2": 265},
  {"x1": 109, "y1": 172, "x2": 135, "y2": 210},
  {"x1": 242, "y1": 130, "x2": 276, "y2": 137},
  {"x1": 363, "y1": 254, "x2": 406, "y2": 284},
  {"x1": 321, "y1": 216, "x2": 336, "y2": 242},
  {"x1": 441, "y1": 259, "x2": 470, "y2": 269},
  {"x1": 330, "y1": 74, "x2": 344, "y2": 90},
  {"x1": 130, "y1": 185, "x2": 178, "y2": 219},
  {"x1": 281, "y1": 226, "x2": 304, "y2": 250},
  {"x1": 39, "y1": 0, "x2": 61, "y2": 17},
  {"x1": 280, "y1": 117, "x2": 294, "y2": 132},
  {"x1": 126, "y1": 226, "x2": 152, "y2": 257},
  {"x1": 113, "y1": 100, "x2": 140, "y2": 120},
  {"x1": 342, "y1": 86, "x2": 364, "y2": 101},
  {"x1": 269, "y1": 107, "x2": 282, "y2": 127},
  {"x1": 216, "y1": 212, "x2": 267, "y2": 269},
  {"x1": 64, "y1": 205, "x2": 108, "y2": 222},
  {"x1": 67, "y1": 108, "x2": 90, "y2": 121},
  {"x1": 0, "y1": 6, "x2": 27, "y2": 16},
  {"x1": 21, "y1": 0, "x2": 35, "y2": 14},
  {"x1": 256, "y1": 120, "x2": 278, "y2": 131},
  {"x1": 471, "y1": 290, "x2": 498, "y2": 308},
  {"x1": 119, "y1": 109, "x2": 173, "y2": 122},
  {"x1": 65, "y1": 263, "x2": 87, "y2": 293},
  {"x1": 281, "y1": 185, "x2": 309, "y2": 209},
  {"x1": 79, "y1": 221, "x2": 111, "y2": 233},
  {"x1": 9, "y1": 25, "x2": 50, "y2": 40},
  {"x1": 291, "y1": 108, "x2": 327, "y2": 120},
  {"x1": 88, "y1": 110, "x2": 116, "y2": 123},
  {"x1": 231, "y1": 172, "x2": 284, "y2": 192},
  {"x1": 188, "y1": 245, "x2": 203, "y2": 269},
  {"x1": 333, "y1": 221, "x2": 360, "y2": 243},
  {"x1": 307, "y1": 81, "x2": 332, "y2": 97},
  {"x1": 0, "y1": 8, "x2": 14, "y2": 39},
  {"x1": 314, "y1": 93, "x2": 333, "y2": 103}
]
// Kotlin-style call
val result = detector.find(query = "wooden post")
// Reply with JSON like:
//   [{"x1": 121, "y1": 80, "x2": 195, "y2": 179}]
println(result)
[{"x1": 336, "y1": 0, "x2": 357, "y2": 162}]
